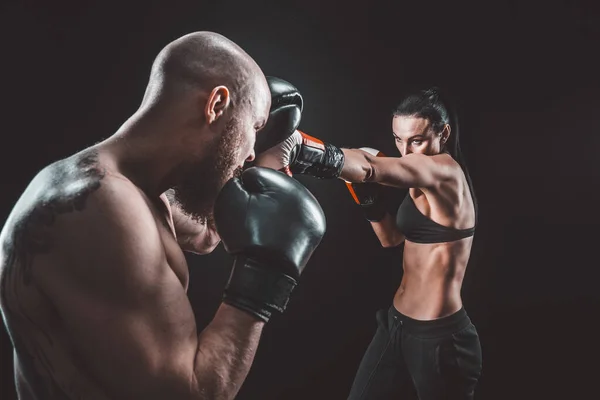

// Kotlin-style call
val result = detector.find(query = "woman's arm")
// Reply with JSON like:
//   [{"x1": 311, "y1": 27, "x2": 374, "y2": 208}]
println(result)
[
  {"x1": 340, "y1": 149, "x2": 455, "y2": 189},
  {"x1": 344, "y1": 180, "x2": 405, "y2": 248},
  {"x1": 369, "y1": 213, "x2": 405, "y2": 248}
]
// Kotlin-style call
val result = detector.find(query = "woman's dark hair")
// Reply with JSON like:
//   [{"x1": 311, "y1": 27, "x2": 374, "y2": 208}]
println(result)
[{"x1": 393, "y1": 87, "x2": 478, "y2": 223}]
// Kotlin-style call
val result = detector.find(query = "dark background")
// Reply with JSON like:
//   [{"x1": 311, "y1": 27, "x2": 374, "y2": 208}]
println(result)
[{"x1": 1, "y1": 0, "x2": 599, "y2": 399}]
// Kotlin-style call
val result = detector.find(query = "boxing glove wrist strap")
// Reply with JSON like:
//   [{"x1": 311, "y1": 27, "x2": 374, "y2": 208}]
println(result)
[
  {"x1": 223, "y1": 257, "x2": 297, "y2": 323},
  {"x1": 362, "y1": 201, "x2": 387, "y2": 222},
  {"x1": 290, "y1": 134, "x2": 345, "y2": 179},
  {"x1": 346, "y1": 181, "x2": 387, "y2": 222}
]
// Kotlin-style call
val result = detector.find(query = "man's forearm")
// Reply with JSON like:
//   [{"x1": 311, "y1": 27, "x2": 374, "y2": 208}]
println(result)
[
  {"x1": 192, "y1": 304, "x2": 264, "y2": 400},
  {"x1": 175, "y1": 219, "x2": 221, "y2": 255},
  {"x1": 164, "y1": 191, "x2": 221, "y2": 254}
]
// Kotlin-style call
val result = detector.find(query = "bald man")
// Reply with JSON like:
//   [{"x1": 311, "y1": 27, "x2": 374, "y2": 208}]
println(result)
[{"x1": 0, "y1": 32, "x2": 325, "y2": 399}]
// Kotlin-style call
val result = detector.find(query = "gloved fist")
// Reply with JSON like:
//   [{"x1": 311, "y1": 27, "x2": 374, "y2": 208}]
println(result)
[
  {"x1": 254, "y1": 76, "x2": 303, "y2": 155},
  {"x1": 255, "y1": 130, "x2": 345, "y2": 179},
  {"x1": 214, "y1": 167, "x2": 326, "y2": 322},
  {"x1": 345, "y1": 148, "x2": 387, "y2": 222}
]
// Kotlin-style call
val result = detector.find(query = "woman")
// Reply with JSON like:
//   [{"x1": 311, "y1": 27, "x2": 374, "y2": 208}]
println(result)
[
  {"x1": 255, "y1": 87, "x2": 482, "y2": 400},
  {"x1": 345, "y1": 88, "x2": 482, "y2": 400}
]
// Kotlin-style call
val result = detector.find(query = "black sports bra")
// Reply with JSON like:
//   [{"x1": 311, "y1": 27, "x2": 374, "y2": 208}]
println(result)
[{"x1": 396, "y1": 194, "x2": 475, "y2": 244}]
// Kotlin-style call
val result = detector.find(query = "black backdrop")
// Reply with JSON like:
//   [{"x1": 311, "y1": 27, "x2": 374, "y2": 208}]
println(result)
[{"x1": 1, "y1": 1, "x2": 599, "y2": 399}]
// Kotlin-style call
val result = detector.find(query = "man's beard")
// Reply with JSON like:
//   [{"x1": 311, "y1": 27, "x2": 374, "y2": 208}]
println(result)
[{"x1": 171, "y1": 118, "x2": 244, "y2": 225}]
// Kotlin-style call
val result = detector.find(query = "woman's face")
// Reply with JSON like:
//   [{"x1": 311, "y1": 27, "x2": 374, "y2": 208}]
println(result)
[{"x1": 392, "y1": 115, "x2": 449, "y2": 157}]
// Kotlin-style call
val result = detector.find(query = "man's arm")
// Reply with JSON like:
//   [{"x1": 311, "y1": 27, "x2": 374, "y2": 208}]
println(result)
[
  {"x1": 340, "y1": 149, "x2": 455, "y2": 189},
  {"x1": 35, "y1": 179, "x2": 263, "y2": 400}
]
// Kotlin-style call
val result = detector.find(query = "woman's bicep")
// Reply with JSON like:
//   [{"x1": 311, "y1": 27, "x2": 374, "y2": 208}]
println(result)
[{"x1": 370, "y1": 154, "x2": 445, "y2": 189}]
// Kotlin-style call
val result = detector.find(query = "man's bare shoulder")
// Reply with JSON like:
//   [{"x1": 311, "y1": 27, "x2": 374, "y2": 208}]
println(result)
[{"x1": 1, "y1": 149, "x2": 160, "y2": 263}]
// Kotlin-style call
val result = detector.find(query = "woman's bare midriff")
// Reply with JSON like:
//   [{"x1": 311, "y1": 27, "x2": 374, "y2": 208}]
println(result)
[{"x1": 393, "y1": 236, "x2": 473, "y2": 320}]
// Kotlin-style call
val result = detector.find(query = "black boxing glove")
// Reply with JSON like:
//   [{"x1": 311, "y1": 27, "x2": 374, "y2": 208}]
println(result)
[
  {"x1": 253, "y1": 76, "x2": 304, "y2": 155},
  {"x1": 213, "y1": 167, "x2": 326, "y2": 322},
  {"x1": 344, "y1": 148, "x2": 387, "y2": 222}
]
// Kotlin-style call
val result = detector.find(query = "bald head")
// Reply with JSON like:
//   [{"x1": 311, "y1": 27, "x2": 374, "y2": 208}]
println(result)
[
  {"x1": 130, "y1": 32, "x2": 271, "y2": 223},
  {"x1": 142, "y1": 31, "x2": 266, "y2": 109}
]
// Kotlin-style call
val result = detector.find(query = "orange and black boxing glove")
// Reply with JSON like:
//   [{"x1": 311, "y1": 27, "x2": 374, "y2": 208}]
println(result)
[
  {"x1": 253, "y1": 76, "x2": 345, "y2": 178},
  {"x1": 344, "y1": 148, "x2": 388, "y2": 222},
  {"x1": 255, "y1": 135, "x2": 387, "y2": 221},
  {"x1": 254, "y1": 129, "x2": 345, "y2": 178}
]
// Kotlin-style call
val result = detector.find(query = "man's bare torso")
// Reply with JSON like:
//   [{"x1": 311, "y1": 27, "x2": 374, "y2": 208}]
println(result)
[{"x1": 0, "y1": 149, "x2": 191, "y2": 399}]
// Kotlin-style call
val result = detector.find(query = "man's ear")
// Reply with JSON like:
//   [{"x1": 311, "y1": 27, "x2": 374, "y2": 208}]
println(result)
[
  {"x1": 205, "y1": 86, "x2": 231, "y2": 124},
  {"x1": 440, "y1": 123, "x2": 451, "y2": 144}
]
